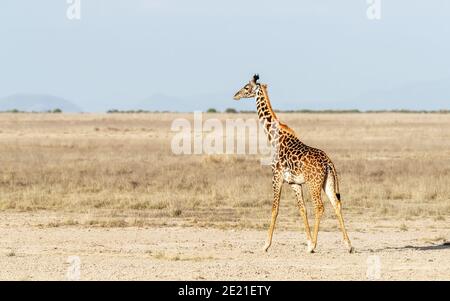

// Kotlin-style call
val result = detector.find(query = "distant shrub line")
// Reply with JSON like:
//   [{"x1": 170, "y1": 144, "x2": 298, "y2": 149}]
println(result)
[
  {"x1": 107, "y1": 109, "x2": 174, "y2": 113},
  {"x1": 0, "y1": 108, "x2": 63, "y2": 113},
  {"x1": 105, "y1": 108, "x2": 450, "y2": 114},
  {"x1": 209, "y1": 109, "x2": 450, "y2": 114},
  {"x1": 1, "y1": 108, "x2": 449, "y2": 114},
  {"x1": 277, "y1": 109, "x2": 450, "y2": 114}
]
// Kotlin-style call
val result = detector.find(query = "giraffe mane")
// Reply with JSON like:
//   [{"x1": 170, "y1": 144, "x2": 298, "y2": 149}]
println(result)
[{"x1": 259, "y1": 84, "x2": 296, "y2": 135}]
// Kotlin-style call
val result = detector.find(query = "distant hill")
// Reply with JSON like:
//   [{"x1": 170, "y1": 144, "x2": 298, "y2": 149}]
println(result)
[{"x1": 0, "y1": 94, "x2": 83, "y2": 112}]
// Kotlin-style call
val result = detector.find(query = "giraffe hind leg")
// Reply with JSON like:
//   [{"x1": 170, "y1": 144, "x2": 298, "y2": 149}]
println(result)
[{"x1": 324, "y1": 172, "x2": 354, "y2": 253}]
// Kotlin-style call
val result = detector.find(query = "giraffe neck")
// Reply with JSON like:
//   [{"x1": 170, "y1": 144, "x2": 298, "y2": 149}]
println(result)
[{"x1": 255, "y1": 84, "x2": 280, "y2": 144}]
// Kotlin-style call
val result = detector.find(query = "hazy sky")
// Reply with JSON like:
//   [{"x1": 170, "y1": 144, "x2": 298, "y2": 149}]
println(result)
[{"x1": 1, "y1": 1, "x2": 449, "y2": 111}]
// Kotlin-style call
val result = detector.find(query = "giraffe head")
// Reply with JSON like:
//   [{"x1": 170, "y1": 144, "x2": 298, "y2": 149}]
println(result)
[{"x1": 233, "y1": 74, "x2": 260, "y2": 100}]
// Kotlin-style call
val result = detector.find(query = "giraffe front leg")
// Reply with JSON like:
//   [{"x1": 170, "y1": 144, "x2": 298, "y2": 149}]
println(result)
[
  {"x1": 290, "y1": 184, "x2": 314, "y2": 253},
  {"x1": 263, "y1": 170, "x2": 283, "y2": 252}
]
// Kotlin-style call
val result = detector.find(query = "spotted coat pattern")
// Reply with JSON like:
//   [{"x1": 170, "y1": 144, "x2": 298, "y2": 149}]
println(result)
[{"x1": 233, "y1": 76, "x2": 353, "y2": 253}]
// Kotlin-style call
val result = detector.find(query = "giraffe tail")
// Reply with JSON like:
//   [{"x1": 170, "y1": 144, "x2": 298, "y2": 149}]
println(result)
[{"x1": 328, "y1": 162, "x2": 341, "y2": 201}]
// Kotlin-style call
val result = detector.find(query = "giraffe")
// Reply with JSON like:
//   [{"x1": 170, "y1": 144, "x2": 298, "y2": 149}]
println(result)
[{"x1": 233, "y1": 74, "x2": 354, "y2": 253}]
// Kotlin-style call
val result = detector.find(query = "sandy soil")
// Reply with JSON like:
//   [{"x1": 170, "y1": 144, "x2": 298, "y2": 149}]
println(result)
[{"x1": 0, "y1": 212, "x2": 448, "y2": 280}]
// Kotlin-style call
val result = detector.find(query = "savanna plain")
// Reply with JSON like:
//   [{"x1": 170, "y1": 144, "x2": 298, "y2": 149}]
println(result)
[{"x1": 0, "y1": 112, "x2": 449, "y2": 280}]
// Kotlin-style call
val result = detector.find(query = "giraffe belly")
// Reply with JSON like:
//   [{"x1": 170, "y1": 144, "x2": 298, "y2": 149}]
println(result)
[{"x1": 283, "y1": 170, "x2": 305, "y2": 184}]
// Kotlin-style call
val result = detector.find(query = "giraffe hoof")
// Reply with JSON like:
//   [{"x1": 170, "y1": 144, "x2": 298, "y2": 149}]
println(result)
[
  {"x1": 263, "y1": 243, "x2": 271, "y2": 252},
  {"x1": 306, "y1": 241, "x2": 315, "y2": 253},
  {"x1": 348, "y1": 246, "x2": 355, "y2": 254}
]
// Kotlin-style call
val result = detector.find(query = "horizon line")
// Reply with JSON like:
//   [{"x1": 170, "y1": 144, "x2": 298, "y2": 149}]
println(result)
[{"x1": 1, "y1": 109, "x2": 450, "y2": 114}]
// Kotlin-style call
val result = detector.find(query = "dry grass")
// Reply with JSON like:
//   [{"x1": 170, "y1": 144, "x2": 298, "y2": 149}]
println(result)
[{"x1": 0, "y1": 113, "x2": 449, "y2": 229}]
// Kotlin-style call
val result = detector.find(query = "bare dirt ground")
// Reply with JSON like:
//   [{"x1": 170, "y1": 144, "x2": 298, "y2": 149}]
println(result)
[
  {"x1": 0, "y1": 113, "x2": 449, "y2": 280},
  {"x1": 0, "y1": 212, "x2": 448, "y2": 280}
]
